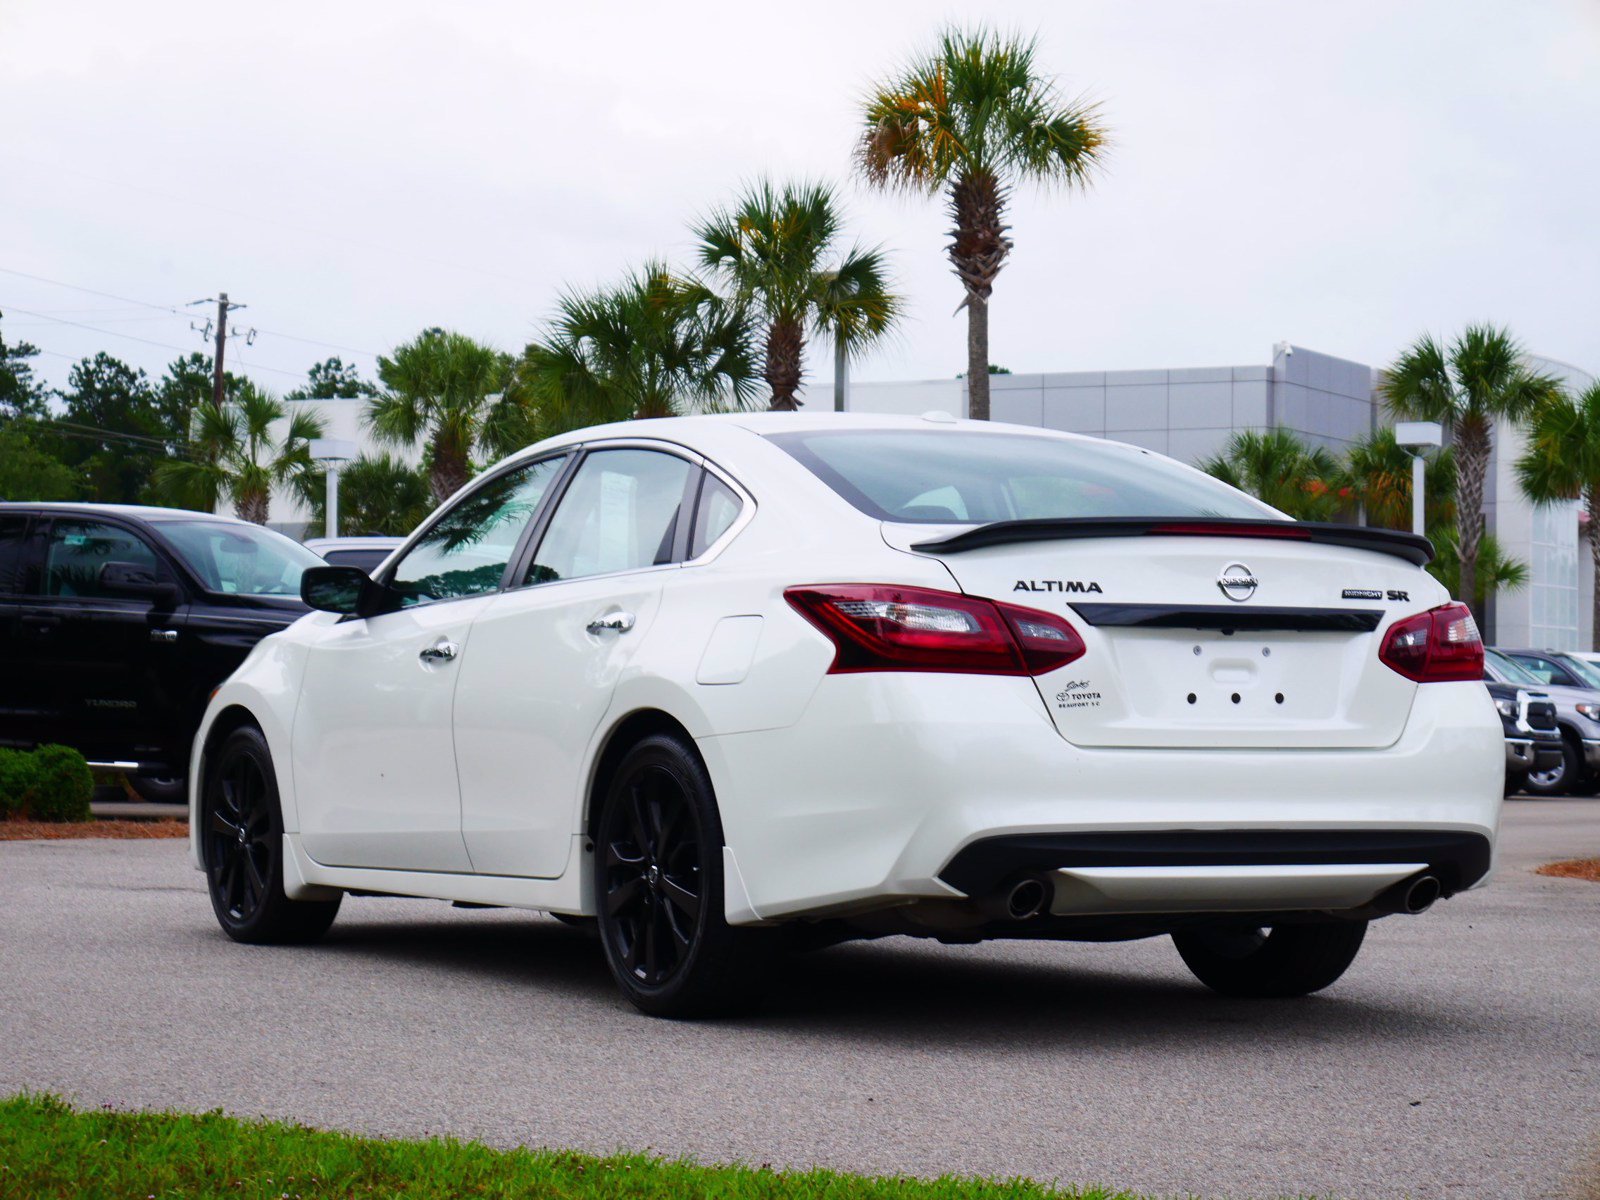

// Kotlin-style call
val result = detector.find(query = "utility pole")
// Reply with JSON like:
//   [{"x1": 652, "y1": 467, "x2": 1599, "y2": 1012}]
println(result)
[{"x1": 190, "y1": 293, "x2": 247, "y2": 409}]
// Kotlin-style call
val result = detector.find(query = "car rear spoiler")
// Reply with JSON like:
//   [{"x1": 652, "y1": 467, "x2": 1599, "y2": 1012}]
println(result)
[{"x1": 910, "y1": 517, "x2": 1434, "y2": 567}]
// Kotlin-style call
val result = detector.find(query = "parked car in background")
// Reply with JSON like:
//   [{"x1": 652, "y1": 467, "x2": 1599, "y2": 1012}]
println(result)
[
  {"x1": 1483, "y1": 648, "x2": 1600, "y2": 796},
  {"x1": 1485, "y1": 679, "x2": 1561, "y2": 796},
  {"x1": 1499, "y1": 647, "x2": 1600, "y2": 693},
  {"x1": 0, "y1": 503, "x2": 319, "y2": 801},
  {"x1": 189, "y1": 413, "x2": 1501, "y2": 1017},
  {"x1": 302, "y1": 536, "x2": 404, "y2": 575}
]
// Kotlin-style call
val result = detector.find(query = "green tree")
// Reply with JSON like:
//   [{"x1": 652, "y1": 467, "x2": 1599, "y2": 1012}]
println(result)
[
  {"x1": 298, "y1": 453, "x2": 434, "y2": 538},
  {"x1": 57, "y1": 353, "x2": 166, "y2": 503},
  {"x1": 1343, "y1": 426, "x2": 1456, "y2": 533},
  {"x1": 1427, "y1": 529, "x2": 1529, "y2": 612},
  {"x1": 1516, "y1": 382, "x2": 1600, "y2": 649},
  {"x1": 519, "y1": 264, "x2": 759, "y2": 437},
  {"x1": 0, "y1": 313, "x2": 49, "y2": 420},
  {"x1": 155, "y1": 381, "x2": 324, "y2": 524},
  {"x1": 1381, "y1": 324, "x2": 1562, "y2": 619},
  {"x1": 858, "y1": 28, "x2": 1107, "y2": 420},
  {"x1": 1199, "y1": 429, "x2": 1346, "y2": 521},
  {"x1": 0, "y1": 425, "x2": 77, "y2": 500},
  {"x1": 695, "y1": 180, "x2": 899, "y2": 411},
  {"x1": 154, "y1": 353, "x2": 242, "y2": 453},
  {"x1": 287, "y1": 357, "x2": 378, "y2": 400},
  {"x1": 368, "y1": 329, "x2": 521, "y2": 503}
]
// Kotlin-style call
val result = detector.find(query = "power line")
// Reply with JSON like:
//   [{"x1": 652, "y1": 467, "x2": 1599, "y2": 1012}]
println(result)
[
  {"x1": 2, "y1": 266, "x2": 380, "y2": 360},
  {"x1": 0, "y1": 302, "x2": 311, "y2": 381}
]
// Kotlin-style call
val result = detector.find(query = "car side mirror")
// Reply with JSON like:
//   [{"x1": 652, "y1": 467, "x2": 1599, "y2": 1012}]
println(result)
[
  {"x1": 301, "y1": 564, "x2": 388, "y2": 617},
  {"x1": 99, "y1": 560, "x2": 180, "y2": 606}
]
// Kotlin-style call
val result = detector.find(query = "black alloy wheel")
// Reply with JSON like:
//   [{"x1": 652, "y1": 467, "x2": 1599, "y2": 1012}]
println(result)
[
  {"x1": 1173, "y1": 920, "x2": 1368, "y2": 998},
  {"x1": 205, "y1": 748, "x2": 273, "y2": 924},
  {"x1": 593, "y1": 734, "x2": 775, "y2": 1017},
  {"x1": 202, "y1": 725, "x2": 340, "y2": 944},
  {"x1": 601, "y1": 762, "x2": 704, "y2": 987}
]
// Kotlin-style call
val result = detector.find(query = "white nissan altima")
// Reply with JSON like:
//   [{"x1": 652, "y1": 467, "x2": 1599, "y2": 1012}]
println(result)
[{"x1": 189, "y1": 413, "x2": 1501, "y2": 1016}]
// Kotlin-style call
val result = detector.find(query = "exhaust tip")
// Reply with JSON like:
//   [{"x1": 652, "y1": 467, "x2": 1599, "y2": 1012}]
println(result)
[
  {"x1": 1404, "y1": 875, "x2": 1442, "y2": 914},
  {"x1": 1005, "y1": 877, "x2": 1050, "y2": 921}
]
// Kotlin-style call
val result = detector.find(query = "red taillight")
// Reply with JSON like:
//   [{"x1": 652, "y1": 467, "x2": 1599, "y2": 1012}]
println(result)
[
  {"x1": 784, "y1": 584, "x2": 1085, "y2": 677},
  {"x1": 1379, "y1": 602, "x2": 1483, "y2": 682},
  {"x1": 1145, "y1": 522, "x2": 1312, "y2": 541}
]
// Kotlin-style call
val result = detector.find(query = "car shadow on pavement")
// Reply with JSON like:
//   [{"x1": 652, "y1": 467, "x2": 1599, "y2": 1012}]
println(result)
[{"x1": 314, "y1": 908, "x2": 1469, "y2": 1051}]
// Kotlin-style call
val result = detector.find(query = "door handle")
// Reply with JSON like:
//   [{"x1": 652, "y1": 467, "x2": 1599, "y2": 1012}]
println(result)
[
  {"x1": 586, "y1": 611, "x2": 636, "y2": 635},
  {"x1": 419, "y1": 640, "x2": 459, "y2": 664},
  {"x1": 150, "y1": 629, "x2": 180, "y2": 644}
]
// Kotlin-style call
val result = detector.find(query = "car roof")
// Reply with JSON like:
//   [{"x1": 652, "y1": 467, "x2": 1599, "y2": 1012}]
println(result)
[
  {"x1": 0, "y1": 501, "x2": 238, "y2": 525},
  {"x1": 493, "y1": 410, "x2": 1103, "y2": 470}
]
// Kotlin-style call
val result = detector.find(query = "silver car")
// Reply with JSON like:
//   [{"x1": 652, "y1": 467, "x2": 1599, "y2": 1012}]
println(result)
[{"x1": 1483, "y1": 648, "x2": 1600, "y2": 795}]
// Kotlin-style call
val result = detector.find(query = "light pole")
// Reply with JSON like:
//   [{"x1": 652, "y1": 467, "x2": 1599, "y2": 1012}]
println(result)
[
  {"x1": 1395, "y1": 421, "x2": 1443, "y2": 535},
  {"x1": 308, "y1": 438, "x2": 358, "y2": 538}
]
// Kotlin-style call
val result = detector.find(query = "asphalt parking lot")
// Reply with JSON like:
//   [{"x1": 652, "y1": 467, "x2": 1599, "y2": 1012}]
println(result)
[{"x1": 2, "y1": 800, "x2": 1597, "y2": 1200}]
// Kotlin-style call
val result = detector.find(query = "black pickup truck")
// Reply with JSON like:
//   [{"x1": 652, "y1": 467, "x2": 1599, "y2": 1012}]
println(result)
[
  {"x1": 0, "y1": 503, "x2": 321, "y2": 800},
  {"x1": 1487, "y1": 680, "x2": 1562, "y2": 796}
]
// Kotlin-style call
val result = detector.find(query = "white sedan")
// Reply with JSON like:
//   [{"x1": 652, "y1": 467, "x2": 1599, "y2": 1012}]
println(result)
[{"x1": 189, "y1": 413, "x2": 1502, "y2": 1016}]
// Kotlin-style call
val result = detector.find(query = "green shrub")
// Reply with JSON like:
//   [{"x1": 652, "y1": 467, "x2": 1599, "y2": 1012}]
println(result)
[
  {"x1": 25, "y1": 745, "x2": 93, "y2": 822},
  {"x1": 0, "y1": 748, "x2": 29, "y2": 818},
  {"x1": 0, "y1": 745, "x2": 94, "y2": 822}
]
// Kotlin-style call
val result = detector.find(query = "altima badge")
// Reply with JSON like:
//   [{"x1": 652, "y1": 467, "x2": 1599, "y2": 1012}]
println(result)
[{"x1": 1217, "y1": 562, "x2": 1259, "y2": 602}]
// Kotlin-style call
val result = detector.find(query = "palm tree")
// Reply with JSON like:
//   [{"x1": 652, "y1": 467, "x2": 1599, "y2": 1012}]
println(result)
[
  {"x1": 1516, "y1": 383, "x2": 1600, "y2": 649},
  {"x1": 695, "y1": 180, "x2": 900, "y2": 411},
  {"x1": 154, "y1": 380, "x2": 323, "y2": 524},
  {"x1": 1381, "y1": 324, "x2": 1562, "y2": 619},
  {"x1": 298, "y1": 452, "x2": 435, "y2": 538},
  {"x1": 1427, "y1": 529, "x2": 1529, "y2": 612},
  {"x1": 858, "y1": 28, "x2": 1107, "y2": 420},
  {"x1": 518, "y1": 263, "x2": 760, "y2": 437},
  {"x1": 1343, "y1": 426, "x2": 1456, "y2": 532},
  {"x1": 368, "y1": 329, "x2": 524, "y2": 504},
  {"x1": 1199, "y1": 429, "x2": 1346, "y2": 521}
]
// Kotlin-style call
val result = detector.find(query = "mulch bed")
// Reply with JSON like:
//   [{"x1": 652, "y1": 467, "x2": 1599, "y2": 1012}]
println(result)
[
  {"x1": 0, "y1": 820, "x2": 188, "y2": 841},
  {"x1": 1536, "y1": 858, "x2": 1600, "y2": 883}
]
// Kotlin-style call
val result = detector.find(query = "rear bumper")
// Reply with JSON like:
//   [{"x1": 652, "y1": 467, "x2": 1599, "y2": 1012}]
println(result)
[
  {"x1": 940, "y1": 829, "x2": 1492, "y2": 898},
  {"x1": 701, "y1": 675, "x2": 1503, "y2": 924}
]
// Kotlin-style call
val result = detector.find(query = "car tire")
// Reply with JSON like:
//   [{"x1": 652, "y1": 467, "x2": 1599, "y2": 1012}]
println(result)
[
  {"x1": 201, "y1": 725, "x2": 341, "y2": 945},
  {"x1": 1172, "y1": 921, "x2": 1368, "y2": 998},
  {"x1": 593, "y1": 733, "x2": 776, "y2": 1018},
  {"x1": 128, "y1": 774, "x2": 187, "y2": 804},
  {"x1": 1524, "y1": 736, "x2": 1580, "y2": 797}
]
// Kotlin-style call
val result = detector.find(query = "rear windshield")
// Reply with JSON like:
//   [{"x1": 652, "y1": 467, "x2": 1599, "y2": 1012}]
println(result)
[{"x1": 768, "y1": 430, "x2": 1278, "y2": 524}]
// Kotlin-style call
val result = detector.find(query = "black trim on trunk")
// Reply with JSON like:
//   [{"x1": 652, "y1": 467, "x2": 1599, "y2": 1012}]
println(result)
[
  {"x1": 1069, "y1": 603, "x2": 1383, "y2": 633},
  {"x1": 911, "y1": 518, "x2": 1434, "y2": 567},
  {"x1": 939, "y1": 830, "x2": 1492, "y2": 898}
]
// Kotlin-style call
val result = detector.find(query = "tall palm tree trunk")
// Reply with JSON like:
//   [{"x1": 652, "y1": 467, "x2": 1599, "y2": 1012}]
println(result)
[
  {"x1": 1453, "y1": 419, "x2": 1491, "y2": 622},
  {"x1": 1588, "y1": 491, "x2": 1600, "y2": 653},
  {"x1": 948, "y1": 170, "x2": 1012, "y2": 421},
  {"x1": 765, "y1": 318, "x2": 805, "y2": 411},
  {"x1": 236, "y1": 488, "x2": 269, "y2": 526},
  {"x1": 429, "y1": 441, "x2": 472, "y2": 505}
]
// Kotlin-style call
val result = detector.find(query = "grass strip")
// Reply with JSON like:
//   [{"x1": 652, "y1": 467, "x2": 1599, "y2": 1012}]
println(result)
[
  {"x1": 0, "y1": 819, "x2": 187, "y2": 840},
  {"x1": 0, "y1": 1094, "x2": 1143, "y2": 1200},
  {"x1": 1536, "y1": 857, "x2": 1600, "y2": 883}
]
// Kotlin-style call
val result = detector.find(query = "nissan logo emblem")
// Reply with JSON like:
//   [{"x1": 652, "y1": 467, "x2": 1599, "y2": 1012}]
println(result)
[{"x1": 1217, "y1": 562, "x2": 1259, "y2": 602}]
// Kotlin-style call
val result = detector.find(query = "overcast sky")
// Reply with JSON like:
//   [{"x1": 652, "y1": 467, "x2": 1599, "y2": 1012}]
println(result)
[{"x1": 2, "y1": 0, "x2": 1596, "y2": 400}]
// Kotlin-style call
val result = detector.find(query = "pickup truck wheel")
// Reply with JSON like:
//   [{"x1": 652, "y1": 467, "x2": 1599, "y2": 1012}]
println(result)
[
  {"x1": 129, "y1": 774, "x2": 186, "y2": 804},
  {"x1": 202, "y1": 726, "x2": 340, "y2": 945},
  {"x1": 1173, "y1": 921, "x2": 1368, "y2": 998},
  {"x1": 1525, "y1": 736, "x2": 1579, "y2": 797}
]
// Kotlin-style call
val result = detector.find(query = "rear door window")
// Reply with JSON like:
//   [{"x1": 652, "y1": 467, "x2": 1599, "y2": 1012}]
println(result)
[
  {"x1": 41, "y1": 520, "x2": 169, "y2": 599},
  {"x1": 0, "y1": 516, "x2": 28, "y2": 595},
  {"x1": 526, "y1": 449, "x2": 693, "y2": 584}
]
